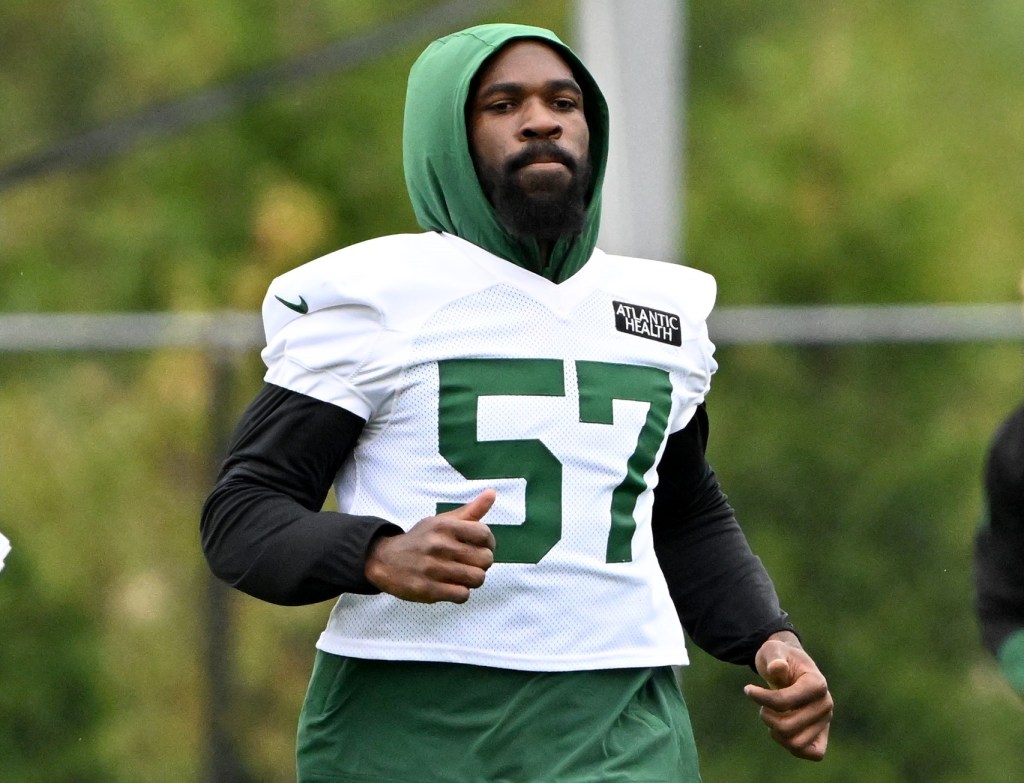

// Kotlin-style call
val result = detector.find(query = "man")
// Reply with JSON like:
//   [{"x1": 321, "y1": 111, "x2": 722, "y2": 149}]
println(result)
[
  {"x1": 202, "y1": 23, "x2": 833, "y2": 782},
  {"x1": 974, "y1": 402, "x2": 1024, "y2": 697}
]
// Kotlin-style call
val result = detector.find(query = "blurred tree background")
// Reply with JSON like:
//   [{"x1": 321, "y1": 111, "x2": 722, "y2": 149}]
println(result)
[{"x1": 1, "y1": 0, "x2": 1022, "y2": 781}]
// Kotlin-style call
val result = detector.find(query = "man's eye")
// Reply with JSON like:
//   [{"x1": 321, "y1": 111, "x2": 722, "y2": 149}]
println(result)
[
  {"x1": 553, "y1": 98, "x2": 579, "y2": 111},
  {"x1": 488, "y1": 100, "x2": 515, "y2": 113}
]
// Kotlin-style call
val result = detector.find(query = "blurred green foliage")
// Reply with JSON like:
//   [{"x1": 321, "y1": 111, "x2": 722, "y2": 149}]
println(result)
[
  {"x1": 0, "y1": 554, "x2": 111, "y2": 782},
  {"x1": 1, "y1": 1, "x2": 1023, "y2": 781}
]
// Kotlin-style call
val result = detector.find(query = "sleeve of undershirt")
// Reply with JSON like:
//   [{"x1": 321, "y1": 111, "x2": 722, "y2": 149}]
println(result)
[
  {"x1": 651, "y1": 404, "x2": 797, "y2": 668},
  {"x1": 200, "y1": 382, "x2": 403, "y2": 606}
]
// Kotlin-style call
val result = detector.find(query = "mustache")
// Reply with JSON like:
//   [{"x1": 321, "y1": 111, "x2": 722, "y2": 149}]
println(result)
[{"x1": 505, "y1": 142, "x2": 578, "y2": 174}]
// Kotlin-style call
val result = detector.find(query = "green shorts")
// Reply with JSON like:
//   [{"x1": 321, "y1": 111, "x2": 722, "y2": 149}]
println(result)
[{"x1": 296, "y1": 652, "x2": 701, "y2": 783}]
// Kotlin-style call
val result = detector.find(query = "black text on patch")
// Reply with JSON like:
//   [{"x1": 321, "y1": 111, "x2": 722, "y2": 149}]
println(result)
[{"x1": 612, "y1": 301, "x2": 682, "y2": 346}]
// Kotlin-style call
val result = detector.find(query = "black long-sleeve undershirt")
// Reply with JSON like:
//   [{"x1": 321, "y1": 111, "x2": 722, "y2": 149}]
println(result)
[
  {"x1": 200, "y1": 383, "x2": 402, "y2": 605},
  {"x1": 200, "y1": 383, "x2": 794, "y2": 665},
  {"x1": 651, "y1": 404, "x2": 795, "y2": 664}
]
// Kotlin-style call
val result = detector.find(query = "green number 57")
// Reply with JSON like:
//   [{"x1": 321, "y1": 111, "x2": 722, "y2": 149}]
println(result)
[{"x1": 437, "y1": 358, "x2": 671, "y2": 564}]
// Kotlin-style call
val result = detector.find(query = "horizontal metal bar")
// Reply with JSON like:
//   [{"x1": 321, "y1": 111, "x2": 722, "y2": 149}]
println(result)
[
  {"x1": 0, "y1": 312, "x2": 263, "y2": 351},
  {"x1": 0, "y1": 304, "x2": 1021, "y2": 352},
  {"x1": 707, "y1": 303, "x2": 1024, "y2": 345}
]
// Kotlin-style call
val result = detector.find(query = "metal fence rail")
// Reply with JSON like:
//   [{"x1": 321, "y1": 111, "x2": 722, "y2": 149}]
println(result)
[
  {"x1": 1, "y1": 304, "x2": 1021, "y2": 352},
  {"x1": 707, "y1": 303, "x2": 1024, "y2": 345}
]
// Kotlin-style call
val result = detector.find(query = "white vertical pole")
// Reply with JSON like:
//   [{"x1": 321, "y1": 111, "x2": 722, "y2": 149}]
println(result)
[{"x1": 573, "y1": 0, "x2": 685, "y2": 262}]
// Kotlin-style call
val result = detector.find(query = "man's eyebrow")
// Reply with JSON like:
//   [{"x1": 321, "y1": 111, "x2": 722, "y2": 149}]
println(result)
[{"x1": 477, "y1": 78, "x2": 583, "y2": 101}]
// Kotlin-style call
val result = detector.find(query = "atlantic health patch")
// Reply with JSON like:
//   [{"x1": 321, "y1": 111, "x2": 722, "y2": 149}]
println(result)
[{"x1": 612, "y1": 301, "x2": 682, "y2": 346}]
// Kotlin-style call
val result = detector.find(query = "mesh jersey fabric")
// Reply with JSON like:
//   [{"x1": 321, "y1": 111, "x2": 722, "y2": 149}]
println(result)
[{"x1": 261, "y1": 231, "x2": 718, "y2": 671}]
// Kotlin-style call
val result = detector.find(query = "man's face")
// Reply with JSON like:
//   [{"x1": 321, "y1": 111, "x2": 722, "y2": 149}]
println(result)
[{"x1": 468, "y1": 40, "x2": 592, "y2": 242}]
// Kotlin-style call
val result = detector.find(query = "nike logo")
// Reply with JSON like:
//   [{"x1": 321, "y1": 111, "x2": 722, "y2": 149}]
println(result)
[{"x1": 275, "y1": 294, "x2": 308, "y2": 314}]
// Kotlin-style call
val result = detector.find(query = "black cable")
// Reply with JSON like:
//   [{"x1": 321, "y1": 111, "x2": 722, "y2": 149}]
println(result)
[{"x1": 0, "y1": 0, "x2": 511, "y2": 192}]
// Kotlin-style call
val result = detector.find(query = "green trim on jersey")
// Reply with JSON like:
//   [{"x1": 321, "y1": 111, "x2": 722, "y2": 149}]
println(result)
[{"x1": 297, "y1": 652, "x2": 702, "y2": 783}]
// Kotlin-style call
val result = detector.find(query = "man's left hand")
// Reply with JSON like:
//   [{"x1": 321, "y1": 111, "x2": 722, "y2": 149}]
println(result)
[{"x1": 743, "y1": 631, "x2": 833, "y2": 761}]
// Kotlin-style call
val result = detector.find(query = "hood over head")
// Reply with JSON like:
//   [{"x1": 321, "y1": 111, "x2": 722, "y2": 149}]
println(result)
[{"x1": 403, "y1": 23, "x2": 609, "y2": 283}]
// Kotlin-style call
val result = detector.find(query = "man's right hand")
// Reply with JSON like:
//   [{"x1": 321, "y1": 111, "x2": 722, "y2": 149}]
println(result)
[{"x1": 364, "y1": 489, "x2": 497, "y2": 604}]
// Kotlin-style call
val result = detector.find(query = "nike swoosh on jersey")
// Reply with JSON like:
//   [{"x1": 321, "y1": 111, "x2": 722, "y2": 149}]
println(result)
[{"x1": 275, "y1": 294, "x2": 309, "y2": 314}]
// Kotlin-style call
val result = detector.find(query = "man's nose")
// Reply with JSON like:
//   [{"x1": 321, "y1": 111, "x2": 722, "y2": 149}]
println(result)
[{"x1": 519, "y1": 99, "x2": 562, "y2": 140}]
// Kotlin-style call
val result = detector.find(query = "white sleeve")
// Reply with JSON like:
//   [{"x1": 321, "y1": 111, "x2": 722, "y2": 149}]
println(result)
[
  {"x1": 257, "y1": 234, "x2": 450, "y2": 422},
  {"x1": 0, "y1": 531, "x2": 10, "y2": 573},
  {"x1": 665, "y1": 265, "x2": 718, "y2": 434},
  {"x1": 262, "y1": 303, "x2": 392, "y2": 420}
]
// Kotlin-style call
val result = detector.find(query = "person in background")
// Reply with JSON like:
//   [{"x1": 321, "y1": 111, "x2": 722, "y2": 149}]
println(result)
[
  {"x1": 201, "y1": 22, "x2": 833, "y2": 782},
  {"x1": 974, "y1": 401, "x2": 1024, "y2": 697}
]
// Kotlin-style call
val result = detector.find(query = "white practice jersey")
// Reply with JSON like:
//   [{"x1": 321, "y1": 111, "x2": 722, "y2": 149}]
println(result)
[{"x1": 261, "y1": 231, "x2": 718, "y2": 671}]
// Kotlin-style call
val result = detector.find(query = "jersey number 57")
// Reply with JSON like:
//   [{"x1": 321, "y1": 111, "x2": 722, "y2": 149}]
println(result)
[{"x1": 436, "y1": 358, "x2": 671, "y2": 565}]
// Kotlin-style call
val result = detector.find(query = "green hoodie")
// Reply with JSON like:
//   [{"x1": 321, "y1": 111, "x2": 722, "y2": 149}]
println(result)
[{"x1": 403, "y1": 23, "x2": 609, "y2": 283}]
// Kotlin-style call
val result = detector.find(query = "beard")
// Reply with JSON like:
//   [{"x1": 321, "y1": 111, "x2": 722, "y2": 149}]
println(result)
[{"x1": 475, "y1": 142, "x2": 592, "y2": 243}]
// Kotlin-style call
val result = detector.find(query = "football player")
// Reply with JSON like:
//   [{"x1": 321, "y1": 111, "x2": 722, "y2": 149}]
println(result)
[{"x1": 202, "y1": 23, "x2": 833, "y2": 782}]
